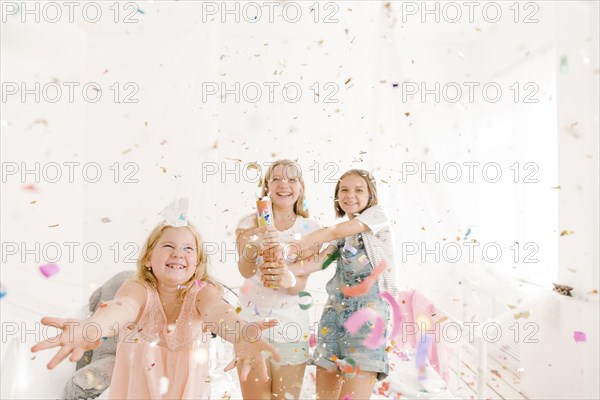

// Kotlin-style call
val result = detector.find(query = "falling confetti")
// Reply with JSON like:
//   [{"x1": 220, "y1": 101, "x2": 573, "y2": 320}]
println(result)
[
  {"x1": 573, "y1": 331, "x2": 587, "y2": 343},
  {"x1": 101, "y1": 217, "x2": 111, "y2": 223},
  {"x1": 298, "y1": 291, "x2": 314, "y2": 310},
  {"x1": 513, "y1": 311, "x2": 531, "y2": 320},
  {"x1": 343, "y1": 244, "x2": 357, "y2": 256},
  {"x1": 463, "y1": 227, "x2": 472, "y2": 240},
  {"x1": 560, "y1": 230, "x2": 575, "y2": 236},
  {"x1": 559, "y1": 55, "x2": 569, "y2": 74},
  {"x1": 341, "y1": 261, "x2": 386, "y2": 297},
  {"x1": 159, "y1": 377, "x2": 169, "y2": 395},
  {"x1": 39, "y1": 263, "x2": 59, "y2": 278},
  {"x1": 344, "y1": 308, "x2": 386, "y2": 349},
  {"x1": 22, "y1": 184, "x2": 39, "y2": 192}
]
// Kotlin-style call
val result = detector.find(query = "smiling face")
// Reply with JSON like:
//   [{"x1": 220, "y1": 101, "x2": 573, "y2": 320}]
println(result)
[
  {"x1": 146, "y1": 227, "x2": 199, "y2": 287},
  {"x1": 336, "y1": 173, "x2": 371, "y2": 218},
  {"x1": 266, "y1": 163, "x2": 302, "y2": 210}
]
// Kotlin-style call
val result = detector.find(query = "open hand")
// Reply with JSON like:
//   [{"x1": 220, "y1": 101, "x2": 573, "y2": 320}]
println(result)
[{"x1": 31, "y1": 317, "x2": 102, "y2": 369}]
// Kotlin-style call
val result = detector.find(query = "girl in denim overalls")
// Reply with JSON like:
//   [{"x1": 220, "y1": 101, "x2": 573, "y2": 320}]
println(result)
[{"x1": 289, "y1": 169, "x2": 398, "y2": 400}]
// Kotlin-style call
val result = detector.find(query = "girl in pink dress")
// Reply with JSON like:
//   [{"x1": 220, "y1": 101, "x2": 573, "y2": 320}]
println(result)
[{"x1": 32, "y1": 221, "x2": 279, "y2": 399}]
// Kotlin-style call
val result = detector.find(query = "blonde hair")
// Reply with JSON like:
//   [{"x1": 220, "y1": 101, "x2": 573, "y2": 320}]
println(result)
[
  {"x1": 334, "y1": 169, "x2": 379, "y2": 218},
  {"x1": 261, "y1": 159, "x2": 309, "y2": 218},
  {"x1": 136, "y1": 221, "x2": 222, "y2": 298}
]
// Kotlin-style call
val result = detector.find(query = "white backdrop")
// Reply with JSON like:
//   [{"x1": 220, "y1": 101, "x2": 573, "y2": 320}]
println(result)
[{"x1": 1, "y1": 1, "x2": 599, "y2": 398}]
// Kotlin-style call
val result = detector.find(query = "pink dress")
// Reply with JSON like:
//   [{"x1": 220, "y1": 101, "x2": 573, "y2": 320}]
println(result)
[{"x1": 109, "y1": 282, "x2": 212, "y2": 399}]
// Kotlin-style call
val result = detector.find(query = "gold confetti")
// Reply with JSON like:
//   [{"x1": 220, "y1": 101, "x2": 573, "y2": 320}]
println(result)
[
  {"x1": 560, "y1": 230, "x2": 575, "y2": 236},
  {"x1": 344, "y1": 77, "x2": 352, "y2": 85},
  {"x1": 101, "y1": 217, "x2": 111, "y2": 223},
  {"x1": 122, "y1": 148, "x2": 132, "y2": 155},
  {"x1": 514, "y1": 311, "x2": 531, "y2": 320}
]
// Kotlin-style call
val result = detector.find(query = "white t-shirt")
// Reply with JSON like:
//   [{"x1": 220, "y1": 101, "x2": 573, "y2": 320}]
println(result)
[{"x1": 236, "y1": 214, "x2": 321, "y2": 343}]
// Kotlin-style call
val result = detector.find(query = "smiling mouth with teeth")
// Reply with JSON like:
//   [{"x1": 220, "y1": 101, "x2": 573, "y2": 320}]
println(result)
[{"x1": 167, "y1": 263, "x2": 186, "y2": 269}]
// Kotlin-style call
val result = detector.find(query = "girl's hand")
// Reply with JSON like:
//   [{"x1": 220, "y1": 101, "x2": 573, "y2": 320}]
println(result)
[
  {"x1": 31, "y1": 317, "x2": 102, "y2": 369},
  {"x1": 247, "y1": 226, "x2": 280, "y2": 255},
  {"x1": 262, "y1": 243, "x2": 284, "y2": 263},
  {"x1": 260, "y1": 262, "x2": 296, "y2": 289},
  {"x1": 223, "y1": 320, "x2": 281, "y2": 381}
]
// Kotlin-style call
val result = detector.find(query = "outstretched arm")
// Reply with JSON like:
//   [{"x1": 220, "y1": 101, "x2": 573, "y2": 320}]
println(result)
[
  {"x1": 31, "y1": 279, "x2": 145, "y2": 369},
  {"x1": 195, "y1": 284, "x2": 281, "y2": 382},
  {"x1": 291, "y1": 219, "x2": 370, "y2": 261}
]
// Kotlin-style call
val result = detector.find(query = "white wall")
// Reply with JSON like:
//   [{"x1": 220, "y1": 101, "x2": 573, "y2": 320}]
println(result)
[{"x1": 1, "y1": 1, "x2": 598, "y2": 398}]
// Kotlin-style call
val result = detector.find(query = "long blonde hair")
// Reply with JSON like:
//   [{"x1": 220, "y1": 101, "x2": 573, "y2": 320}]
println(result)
[
  {"x1": 261, "y1": 159, "x2": 309, "y2": 218},
  {"x1": 136, "y1": 221, "x2": 222, "y2": 298}
]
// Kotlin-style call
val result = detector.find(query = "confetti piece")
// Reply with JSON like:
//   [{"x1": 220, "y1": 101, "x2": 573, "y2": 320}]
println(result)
[
  {"x1": 559, "y1": 55, "x2": 568, "y2": 74},
  {"x1": 235, "y1": 306, "x2": 242, "y2": 314},
  {"x1": 343, "y1": 244, "x2": 357, "y2": 256},
  {"x1": 560, "y1": 230, "x2": 575, "y2": 236},
  {"x1": 309, "y1": 332, "x2": 316, "y2": 347},
  {"x1": 416, "y1": 334, "x2": 433, "y2": 369},
  {"x1": 39, "y1": 263, "x2": 59, "y2": 278},
  {"x1": 513, "y1": 311, "x2": 531, "y2": 320},
  {"x1": 573, "y1": 331, "x2": 587, "y2": 343},
  {"x1": 298, "y1": 291, "x2": 314, "y2": 310},
  {"x1": 247, "y1": 162, "x2": 260, "y2": 170},
  {"x1": 322, "y1": 248, "x2": 340, "y2": 270},
  {"x1": 22, "y1": 184, "x2": 39, "y2": 192},
  {"x1": 101, "y1": 217, "x2": 111, "y2": 223},
  {"x1": 253, "y1": 304, "x2": 273, "y2": 317},
  {"x1": 341, "y1": 261, "x2": 386, "y2": 297},
  {"x1": 344, "y1": 308, "x2": 386, "y2": 349},
  {"x1": 0, "y1": 289, "x2": 6, "y2": 300},
  {"x1": 48, "y1": 224, "x2": 59, "y2": 228},
  {"x1": 358, "y1": 254, "x2": 369, "y2": 265},
  {"x1": 404, "y1": 112, "x2": 410, "y2": 117},
  {"x1": 463, "y1": 227, "x2": 472, "y2": 240},
  {"x1": 240, "y1": 280, "x2": 252, "y2": 295},
  {"x1": 344, "y1": 77, "x2": 352, "y2": 85},
  {"x1": 159, "y1": 377, "x2": 169, "y2": 395}
]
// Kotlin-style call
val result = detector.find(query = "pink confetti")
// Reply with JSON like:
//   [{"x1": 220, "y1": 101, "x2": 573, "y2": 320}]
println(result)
[
  {"x1": 344, "y1": 308, "x2": 386, "y2": 349},
  {"x1": 343, "y1": 396, "x2": 352, "y2": 400},
  {"x1": 309, "y1": 332, "x2": 317, "y2": 347},
  {"x1": 341, "y1": 261, "x2": 386, "y2": 297},
  {"x1": 39, "y1": 263, "x2": 59, "y2": 277},
  {"x1": 573, "y1": 331, "x2": 587, "y2": 343},
  {"x1": 240, "y1": 280, "x2": 252, "y2": 295},
  {"x1": 380, "y1": 291, "x2": 401, "y2": 340}
]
